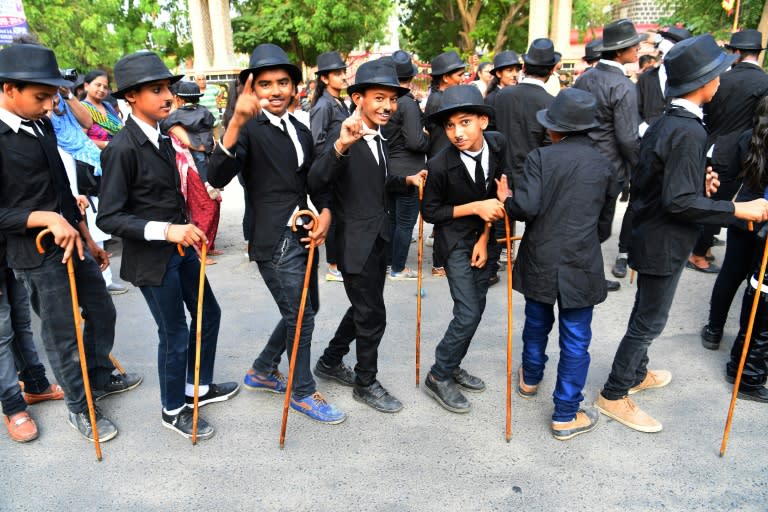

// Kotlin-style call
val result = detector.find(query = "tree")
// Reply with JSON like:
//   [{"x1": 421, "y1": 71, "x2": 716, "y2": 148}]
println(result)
[
  {"x1": 231, "y1": 0, "x2": 392, "y2": 68},
  {"x1": 572, "y1": 0, "x2": 613, "y2": 41},
  {"x1": 22, "y1": 0, "x2": 192, "y2": 72},
  {"x1": 659, "y1": 0, "x2": 764, "y2": 40}
]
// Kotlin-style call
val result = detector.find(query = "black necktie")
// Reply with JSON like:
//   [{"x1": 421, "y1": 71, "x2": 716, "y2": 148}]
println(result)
[
  {"x1": 280, "y1": 119, "x2": 288, "y2": 134},
  {"x1": 465, "y1": 152, "x2": 486, "y2": 195},
  {"x1": 374, "y1": 135, "x2": 387, "y2": 177},
  {"x1": 21, "y1": 119, "x2": 40, "y2": 137}
]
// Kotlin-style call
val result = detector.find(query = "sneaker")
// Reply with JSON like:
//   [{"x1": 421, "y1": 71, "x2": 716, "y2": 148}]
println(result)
[
  {"x1": 452, "y1": 368, "x2": 486, "y2": 392},
  {"x1": 551, "y1": 408, "x2": 600, "y2": 441},
  {"x1": 612, "y1": 256, "x2": 628, "y2": 278},
  {"x1": 290, "y1": 392, "x2": 346, "y2": 424},
  {"x1": 4, "y1": 411, "x2": 38, "y2": 443},
  {"x1": 93, "y1": 372, "x2": 143, "y2": 401},
  {"x1": 517, "y1": 366, "x2": 538, "y2": 398},
  {"x1": 185, "y1": 382, "x2": 239, "y2": 407},
  {"x1": 424, "y1": 373, "x2": 471, "y2": 413},
  {"x1": 353, "y1": 380, "x2": 403, "y2": 413},
  {"x1": 162, "y1": 406, "x2": 214, "y2": 440},
  {"x1": 106, "y1": 283, "x2": 128, "y2": 295},
  {"x1": 594, "y1": 393, "x2": 662, "y2": 433},
  {"x1": 628, "y1": 370, "x2": 672, "y2": 395},
  {"x1": 499, "y1": 248, "x2": 508, "y2": 263},
  {"x1": 314, "y1": 359, "x2": 355, "y2": 387},
  {"x1": 389, "y1": 268, "x2": 418, "y2": 280},
  {"x1": 701, "y1": 324, "x2": 723, "y2": 350},
  {"x1": 431, "y1": 266, "x2": 446, "y2": 277},
  {"x1": 326, "y1": 265, "x2": 344, "y2": 282},
  {"x1": 68, "y1": 407, "x2": 118, "y2": 442},
  {"x1": 243, "y1": 368, "x2": 287, "y2": 393},
  {"x1": 24, "y1": 383, "x2": 65, "y2": 405}
]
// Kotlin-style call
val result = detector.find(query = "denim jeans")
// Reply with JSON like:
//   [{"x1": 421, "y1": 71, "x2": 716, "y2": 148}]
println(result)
[
  {"x1": 0, "y1": 268, "x2": 33, "y2": 416},
  {"x1": 139, "y1": 247, "x2": 220, "y2": 410},
  {"x1": 320, "y1": 236, "x2": 387, "y2": 387},
  {"x1": 387, "y1": 191, "x2": 419, "y2": 273},
  {"x1": 190, "y1": 150, "x2": 210, "y2": 183},
  {"x1": 430, "y1": 240, "x2": 491, "y2": 381},
  {"x1": 253, "y1": 228, "x2": 317, "y2": 398},
  {"x1": 602, "y1": 264, "x2": 685, "y2": 400},
  {"x1": 521, "y1": 298, "x2": 594, "y2": 422},
  {"x1": 15, "y1": 250, "x2": 116, "y2": 414}
]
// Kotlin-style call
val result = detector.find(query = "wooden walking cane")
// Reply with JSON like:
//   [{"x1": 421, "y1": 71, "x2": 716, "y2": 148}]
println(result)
[
  {"x1": 279, "y1": 209, "x2": 319, "y2": 449},
  {"x1": 720, "y1": 227, "x2": 768, "y2": 456},
  {"x1": 35, "y1": 229, "x2": 102, "y2": 461},
  {"x1": 502, "y1": 214, "x2": 514, "y2": 442},
  {"x1": 109, "y1": 354, "x2": 126, "y2": 376},
  {"x1": 191, "y1": 241, "x2": 208, "y2": 445},
  {"x1": 416, "y1": 179, "x2": 424, "y2": 386}
]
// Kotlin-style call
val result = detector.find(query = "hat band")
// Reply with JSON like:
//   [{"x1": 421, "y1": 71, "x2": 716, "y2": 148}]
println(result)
[{"x1": 667, "y1": 53, "x2": 724, "y2": 88}]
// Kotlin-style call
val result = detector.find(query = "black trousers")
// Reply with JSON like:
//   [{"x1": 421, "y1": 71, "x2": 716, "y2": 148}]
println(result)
[
  {"x1": 320, "y1": 237, "x2": 388, "y2": 387},
  {"x1": 707, "y1": 226, "x2": 757, "y2": 330}
]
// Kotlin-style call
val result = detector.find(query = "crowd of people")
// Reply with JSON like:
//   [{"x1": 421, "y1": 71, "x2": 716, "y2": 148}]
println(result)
[{"x1": 2, "y1": 18, "x2": 768, "y2": 448}]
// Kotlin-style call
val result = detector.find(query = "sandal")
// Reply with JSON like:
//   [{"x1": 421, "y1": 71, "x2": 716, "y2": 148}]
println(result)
[
  {"x1": 25, "y1": 383, "x2": 65, "y2": 405},
  {"x1": 209, "y1": 249, "x2": 225, "y2": 256},
  {"x1": 4, "y1": 411, "x2": 38, "y2": 442}
]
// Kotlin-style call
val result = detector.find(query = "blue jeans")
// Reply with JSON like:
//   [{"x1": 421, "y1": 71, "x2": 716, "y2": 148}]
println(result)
[
  {"x1": 139, "y1": 247, "x2": 220, "y2": 410},
  {"x1": 602, "y1": 264, "x2": 685, "y2": 400},
  {"x1": 521, "y1": 298, "x2": 594, "y2": 422},
  {"x1": 430, "y1": 240, "x2": 491, "y2": 380},
  {"x1": 0, "y1": 268, "x2": 32, "y2": 416},
  {"x1": 253, "y1": 228, "x2": 317, "y2": 398},
  {"x1": 190, "y1": 151, "x2": 210, "y2": 183},
  {"x1": 387, "y1": 191, "x2": 419, "y2": 273},
  {"x1": 15, "y1": 250, "x2": 116, "y2": 414}
]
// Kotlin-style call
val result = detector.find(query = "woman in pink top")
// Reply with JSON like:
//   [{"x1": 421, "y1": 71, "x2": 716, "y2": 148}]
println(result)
[{"x1": 81, "y1": 70, "x2": 123, "y2": 148}]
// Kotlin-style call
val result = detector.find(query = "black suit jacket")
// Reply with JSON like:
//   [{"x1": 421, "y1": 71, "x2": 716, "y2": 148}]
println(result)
[
  {"x1": 308, "y1": 127, "x2": 410, "y2": 274},
  {"x1": 381, "y1": 92, "x2": 428, "y2": 177},
  {"x1": 422, "y1": 131, "x2": 505, "y2": 263},
  {"x1": 636, "y1": 66, "x2": 666, "y2": 125},
  {"x1": 208, "y1": 112, "x2": 329, "y2": 262},
  {"x1": 97, "y1": 117, "x2": 187, "y2": 286}
]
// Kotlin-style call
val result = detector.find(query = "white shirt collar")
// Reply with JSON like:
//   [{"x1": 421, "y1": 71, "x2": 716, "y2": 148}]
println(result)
[
  {"x1": 520, "y1": 77, "x2": 547, "y2": 89},
  {"x1": 262, "y1": 108, "x2": 290, "y2": 127},
  {"x1": 130, "y1": 114, "x2": 162, "y2": 149},
  {"x1": 362, "y1": 119, "x2": 382, "y2": 142},
  {"x1": 459, "y1": 138, "x2": 489, "y2": 184},
  {"x1": 262, "y1": 108, "x2": 304, "y2": 167},
  {"x1": 670, "y1": 98, "x2": 704, "y2": 120},
  {"x1": 599, "y1": 59, "x2": 626, "y2": 72},
  {"x1": 0, "y1": 106, "x2": 36, "y2": 134},
  {"x1": 740, "y1": 59, "x2": 762, "y2": 68}
]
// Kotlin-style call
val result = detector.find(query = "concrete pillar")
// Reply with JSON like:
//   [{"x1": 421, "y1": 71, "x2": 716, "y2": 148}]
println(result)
[
  {"x1": 528, "y1": 0, "x2": 551, "y2": 47},
  {"x1": 551, "y1": 0, "x2": 572, "y2": 55},
  {"x1": 188, "y1": 0, "x2": 213, "y2": 70},
  {"x1": 208, "y1": 0, "x2": 235, "y2": 69}
]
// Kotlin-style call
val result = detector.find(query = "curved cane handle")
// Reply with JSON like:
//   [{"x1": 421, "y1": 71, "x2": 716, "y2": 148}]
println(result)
[
  {"x1": 35, "y1": 228, "x2": 53, "y2": 254},
  {"x1": 290, "y1": 209, "x2": 318, "y2": 233}
]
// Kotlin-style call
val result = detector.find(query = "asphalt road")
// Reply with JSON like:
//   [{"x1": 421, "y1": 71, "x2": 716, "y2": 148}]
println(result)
[{"x1": 1, "y1": 181, "x2": 766, "y2": 511}]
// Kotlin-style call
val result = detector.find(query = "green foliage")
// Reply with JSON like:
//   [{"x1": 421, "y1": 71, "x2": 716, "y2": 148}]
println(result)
[
  {"x1": 659, "y1": 0, "x2": 763, "y2": 39},
  {"x1": 22, "y1": 0, "x2": 192, "y2": 72},
  {"x1": 231, "y1": 0, "x2": 392, "y2": 67},
  {"x1": 572, "y1": 0, "x2": 613, "y2": 41}
]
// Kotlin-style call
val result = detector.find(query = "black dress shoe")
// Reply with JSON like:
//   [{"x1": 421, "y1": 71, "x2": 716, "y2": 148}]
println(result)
[
  {"x1": 700, "y1": 324, "x2": 723, "y2": 350},
  {"x1": 452, "y1": 368, "x2": 485, "y2": 392},
  {"x1": 488, "y1": 273, "x2": 500, "y2": 287},
  {"x1": 726, "y1": 382, "x2": 768, "y2": 403},
  {"x1": 605, "y1": 280, "x2": 620, "y2": 292},
  {"x1": 353, "y1": 381, "x2": 403, "y2": 413},
  {"x1": 424, "y1": 373, "x2": 470, "y2": 413},
  {"x1": 314, "y1": 359, "x2": 355, "y2": 387},
  {"x1": 686, "y1": 260, "x2": 720, "y2": 274},
  {"x1": 612, "y1": 257, "x2": 628, "y2": 278}
]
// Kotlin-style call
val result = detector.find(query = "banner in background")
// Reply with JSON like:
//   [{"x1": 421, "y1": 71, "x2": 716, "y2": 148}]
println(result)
[{"x1": 0, "y1": 0, "x2": 28, "y2": 45}]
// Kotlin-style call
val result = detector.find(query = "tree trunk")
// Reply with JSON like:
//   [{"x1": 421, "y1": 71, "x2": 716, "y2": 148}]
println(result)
[
  {"x1": 493, "y1": 2, "x2": 528, "y2": 54},
  {"x1": 758, "y1": 0, "x2": 768, "y2": 65},
  {"x1": 455, "y1": 0, "x2": 483, "y2": 53}
]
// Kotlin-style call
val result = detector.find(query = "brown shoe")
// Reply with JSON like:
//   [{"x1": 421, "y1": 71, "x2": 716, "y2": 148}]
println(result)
[
  {"x1": 431, "y1": 266, "x2": 446, "y2": 277},
  {"x1": 594, "y1": 393, "x2": 662, "y2": 433},
  {"x1": 24, "y1": 383, "x2": 65, "y2": 405},
  {"x1": 517, "y1": 366, "x2": 538, "y2": 398},
  {"x1": 551, "y1": 408, "x2": 600, "y2": 440},
  {"x1": 628, "y1": 370, "x2": 672, "y2": 395},
  {"x1": 4, "y1": 411, "x2": 39, "y2": 442}
]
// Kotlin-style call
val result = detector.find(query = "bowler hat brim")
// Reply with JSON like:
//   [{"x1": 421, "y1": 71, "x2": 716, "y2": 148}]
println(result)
[
  {"x1": 0, "y1": 72, "x2": 72, "y2": 89},
  {"x1": 239, "y1": 64, "x2": 302, "y2": 87},
  {"x1": 430, "y1": 63, "x2": 465, "y2": 77},
  {"x1": 521, "y1": 52, "x2": 562, "y2": 67},
  {"x1": 665, "y1": 52, "x2": 737, "y2": 98},
  {"x1": 427, "y1": 103, "x2": 494, "y2": 125},
  {"x1": 316, "y1": 64, "x2": 347, "y2": 75},
  {"x1": 597, "y1": 33, "x2": 643, "y2": 51},
  {"x1": 113, "y1": 73, "x2": 184, "y2": 99},
  {"x1": 347, "y1": 81, "x2": 410, "y2": 97},
  {"x1": 535, "y1": 108, "x2": 598, "y2": 133}
]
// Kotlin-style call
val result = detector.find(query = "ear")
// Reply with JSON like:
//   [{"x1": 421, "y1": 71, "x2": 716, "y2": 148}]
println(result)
[
  {"x1": 479, "y1": 115, "x2": 489, "y2": 130},
  {"x1": 351, "y1": 91, "x2": 363, "y2": 108},
  {"x1": 320, "y1": 74, "x2": 330, "y2": 86},
  {"x1": 2, "y1": 83, "x2": 14, "y2": 97},
  {"x1": 123, "y1": 90, "x2": 136, "y2": 105}
]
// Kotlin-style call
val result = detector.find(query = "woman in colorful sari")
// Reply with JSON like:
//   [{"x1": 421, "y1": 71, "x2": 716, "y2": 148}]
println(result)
[{"x1": 82, "y1": 70, "x2": 123, "y2": 148}]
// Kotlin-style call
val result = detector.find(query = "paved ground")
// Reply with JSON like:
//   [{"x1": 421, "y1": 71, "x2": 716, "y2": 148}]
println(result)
[{"x1": 1, "y1": 182, "x2": 767, "y2": 511}]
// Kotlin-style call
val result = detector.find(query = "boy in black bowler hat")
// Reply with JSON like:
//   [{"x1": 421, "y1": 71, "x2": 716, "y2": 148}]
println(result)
[
  {"x1": 207, "y1": 44, "x2": 345, "y2": 424},
  {"x1": 420, "y1": 85, "x2": 505, "y2": 413},
  {"x1": 308, "y1": 59, "x2": 427, "y2": 413},
  {"x1": 594, "y1": 35, "x2": 768, "y2": 433},
  {"x1": 496, "y1": 88, "x2": 616, "y2": 440},
  {"x1": 98, "y1": 51, "x2": 238, "y2": 441},
  {"x1": 0, "y1": 43, "x2": 136, "y2": 443}
]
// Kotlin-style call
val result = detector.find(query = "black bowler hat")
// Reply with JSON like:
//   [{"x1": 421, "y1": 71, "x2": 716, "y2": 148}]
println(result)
[
  {"x1": 392, "y1": 50, "x2": 417, "y2": 80},
  {"x1": 430, "y1": 51, "x2": 465, "y2": 77},
  {"x1": 523, "y1": 39, "x2": 561, "y2": 67},
  {"x1": 598, "y1": 19, "x2": 643, "y2": 51},
  {"x1": 113, "y1": 51, "x2": 183, "y2": 99},
  {"x1": 426, "y1": 84, "x2": 494, "y2": 124},
  {"x1": 664, "y1": 34, "x2": 737, "y2": 97},
  {"x1": 725, "y1": 29, "x2": 766, "y2": 51},
  {"x1": 347, "y1": 60, "x2": 410, "y2": 97},
  {"x1": 583, "y1": 39, "x2": 602, "y2": 62},
  {"x1": 316, "y1": 51, "x2": 346, "y2": 75},
  {"x1": 659, "y1": 26, "x2": 693, "y2": 43},
  {"x1": 491, "y1": 50, "x2": 521, "y2": 74},
  {"x1": 536, "y1": 88, "x2": 599, "y2": 133},
  {"x1": 0, "y1": 44, "x2": 72, "y2": 88},
  {"x1": 175, "y1": 81, "x2": 203, "y2": 99},
  {"x1": 239, "y1": 44, "x2": 302, "y2": 86}
]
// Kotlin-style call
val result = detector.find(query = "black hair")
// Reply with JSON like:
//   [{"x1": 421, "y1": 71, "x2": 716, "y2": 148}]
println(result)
[
  {"x1": 524, "y1": 63, "x2": 553, "y2": 79},
  {"x1": 742, "y1": 96, "x2": 768, "y2": 193},
  {"x1": 739, "y1": 49, "x2": 761, "y2": 60},
  {"x1": 485, "y1": 76, "x2": 501, "y2": 95},
  {"x1": 84, "y1": 70, "x2": 108, "y2": 84},
  {"x1": 639, "y1": 55, "x2": 656, "y2": 68},
  {"x1": 476, "y1": 62, "x2": 492, "y2": 75},
  {"x1": 311, "y1": 75, "x2": 328, "y2": 107},
  {"x1": 0, "y1": 80, "x2": 31, "y2": 91},
  {"x1": 429, "y1": 75, "x2": 441, "y2": 92},
  {"x1": 601, "y1": 49, "x2": 618, "y2": 60}
]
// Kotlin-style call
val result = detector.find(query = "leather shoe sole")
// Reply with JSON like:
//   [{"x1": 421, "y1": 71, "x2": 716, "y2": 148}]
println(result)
[
  {"x1": 424, "y1": 376, "x2": 471, "y2": 414},
  {"x1": 686, "y1": 261, "x2": 720, "y2": 274},
  {"x1": 724, "y1": 375, "x2": 768, "y2": 402}
]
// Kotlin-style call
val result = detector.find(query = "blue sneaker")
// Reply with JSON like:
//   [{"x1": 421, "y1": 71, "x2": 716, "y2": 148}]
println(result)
[
  {"x1": 290, "y1": 392, "x2": 346, "y2": 424},
  {"x1": 243, "y1": 368, "x2": 286, "y2": 393}
]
